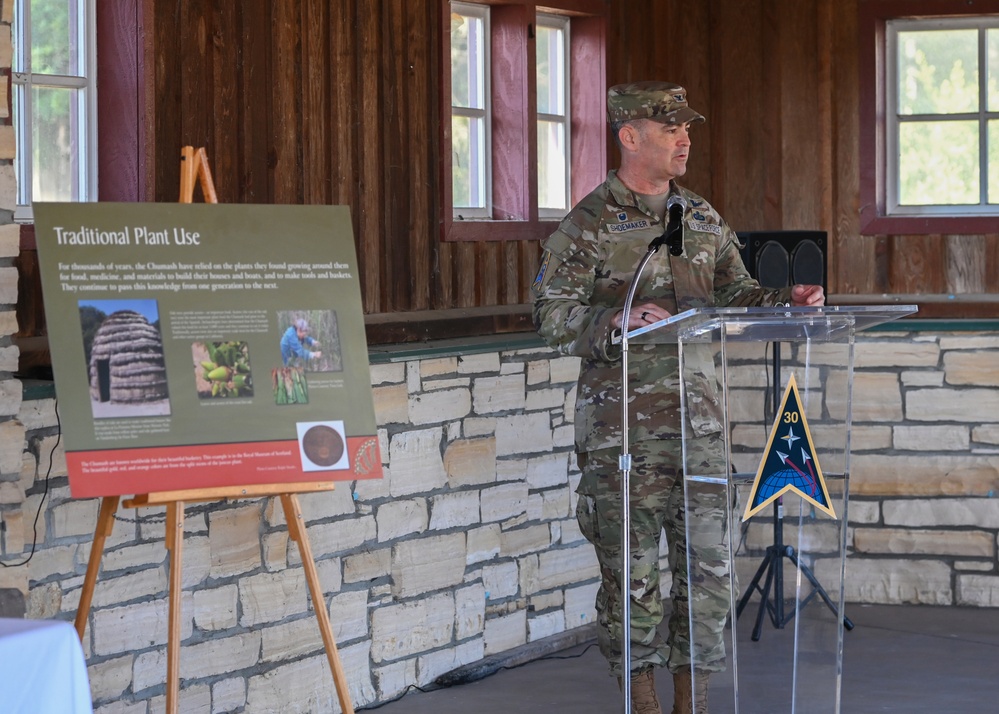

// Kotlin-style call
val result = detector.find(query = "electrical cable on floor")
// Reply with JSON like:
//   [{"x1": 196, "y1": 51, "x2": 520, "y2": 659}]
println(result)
[{"x1": 355, "y1": 642, "x2": 598, "y2": 710}]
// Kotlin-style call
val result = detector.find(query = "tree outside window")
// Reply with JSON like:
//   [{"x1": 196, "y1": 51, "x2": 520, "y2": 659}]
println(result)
[{"x1": 888, "y1": 19, "x2": 999, "y2": 214}]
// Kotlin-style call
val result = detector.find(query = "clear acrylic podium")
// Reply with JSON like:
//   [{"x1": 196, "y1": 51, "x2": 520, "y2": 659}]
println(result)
[{"x1": 626, "y1": 305, "x2": 916, "y2": 714}]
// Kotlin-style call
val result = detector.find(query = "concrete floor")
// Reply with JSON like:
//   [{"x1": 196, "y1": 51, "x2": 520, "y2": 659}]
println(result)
[{"x1": 366, "y1": 605, "x2": 999, "y2": 713}]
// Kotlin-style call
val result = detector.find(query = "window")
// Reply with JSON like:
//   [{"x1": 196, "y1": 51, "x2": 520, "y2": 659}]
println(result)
[
  {"x1": 888, "y1": 19, "x2": 999, "y2": 212},
  {"x1": 451, "y1": 3, "x2": 491, "y2": 218},
  {"x1": 12, "y1": 0, "x2": 97, "y2": 223},
  {"x1": 441, "y1": 0, "x2": 607, "y2": 242},
  {"x1": 859, "y1": 0, "x2": 999, "y2": 234},
  {"x1": 536, "y1": 13, "x2": 570, "y2": 218}
]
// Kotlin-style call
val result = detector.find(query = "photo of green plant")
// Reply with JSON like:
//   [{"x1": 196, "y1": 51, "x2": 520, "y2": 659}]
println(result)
[
  {"x1": 272, "y1": 366, "x2": 309, "y2": 405},
  {"x1": 192, "y1": 341, "x2": 254, "y2": 399}
]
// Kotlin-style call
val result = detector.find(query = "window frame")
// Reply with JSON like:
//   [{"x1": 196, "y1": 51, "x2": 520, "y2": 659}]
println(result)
[
  {"x1": 859, "y1": 0, "x2": 999, "y2": 235},
  {"x1": 536, "y1": 12, "x2": 571, "y2": 220},
  {"x1": 886, "y1": 17, "x2": 999, "y2": 215},
  {"x1": 450, "y1": 2, "x2": 492, "y2": 219},
  {"x1": 12, "y1": 0, "x2": 99, "y2": 224},
  {"x1": 440, "y1": 0, "x2": 607, "y2": 242}
]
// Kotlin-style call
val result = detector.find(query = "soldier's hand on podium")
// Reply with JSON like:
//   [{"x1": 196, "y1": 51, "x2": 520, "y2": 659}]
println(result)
[
  {"x1": 612, "y1": 302, "x2": 672, "y2": 330},
  {"x1": 791, "y1": 284, "x2": 825, "y2": 307}
]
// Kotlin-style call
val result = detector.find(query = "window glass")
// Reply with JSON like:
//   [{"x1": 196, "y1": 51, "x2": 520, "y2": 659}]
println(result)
[
  {"x1": 536, "y1": 24, "x2": 563, "y2": 115},
  {"x1": 450, "y1": 4, "x2": 489, "y2": 214},
  {"x1": 988, "y1": 119, "x2": 999, "y2": 204},
  {"x1": 536, "y1": 16, "x2": 569, "y2": 214},
  {"x1": 888, "y1": 19, "x2": 999, "y2": 214},
  {"x1": 451, "y1": 115, "x2": 486, "y2": 209},
  {"x1": 31, "y1": 85, "x2": 81, "y2": 202},
  {"x1": 898, "y1": 120, "x2": 979, "y2": 205},
  {"x1": 897, "y1": 29, "x2": 978, "y2": 115},
  {"x1": 13, "y1": 0, "x2": 95, "y2": 221},
  {"x1": 987, "y1": 29, "x2": 999, "y2": 112},
  {"x1": 537, "y1": 120, "x2": 566, "y2": 210},
  {"x1": 450, "y1": 10, "x2": 483, "y2": 110},
  {"x1": 30, "y1": 0, "x2": 78, "y2": 75}
]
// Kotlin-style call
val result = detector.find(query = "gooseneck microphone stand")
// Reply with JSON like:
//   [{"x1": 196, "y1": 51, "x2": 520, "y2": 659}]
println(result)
[
  {"x1": 618, "y1": 246, "x2": 657, "y2": 714},
  {"x1": 618, "y1": 197, "x2": 685, "y2": 714}
]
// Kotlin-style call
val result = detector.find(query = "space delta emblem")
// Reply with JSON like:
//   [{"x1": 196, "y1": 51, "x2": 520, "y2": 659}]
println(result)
[{"x1": 743, "y1": 373, "x2": 836, "y2": 521}]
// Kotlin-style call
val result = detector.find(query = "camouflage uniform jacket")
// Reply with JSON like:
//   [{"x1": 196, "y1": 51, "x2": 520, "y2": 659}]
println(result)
[{"x1": 532, "y1": 170, "x2": 792, "y2": 454}]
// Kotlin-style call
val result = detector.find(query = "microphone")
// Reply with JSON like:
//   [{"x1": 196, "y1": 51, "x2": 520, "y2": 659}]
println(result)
[{"x1": 649, "y1": 193, "x2": 687, "y2": 256}]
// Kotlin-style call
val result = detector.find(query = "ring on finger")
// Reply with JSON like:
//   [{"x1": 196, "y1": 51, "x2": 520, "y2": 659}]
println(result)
[{"x1": 641, "y1": 311, "x2": 649, "y2": 321}]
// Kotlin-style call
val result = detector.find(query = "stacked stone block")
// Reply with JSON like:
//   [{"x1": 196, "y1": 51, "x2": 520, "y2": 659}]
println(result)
[{"x1": 0, "y1": 2, "x2": 27, "y2": 620}]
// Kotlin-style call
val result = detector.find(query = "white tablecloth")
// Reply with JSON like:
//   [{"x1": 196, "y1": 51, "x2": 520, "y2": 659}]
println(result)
[{"x1": 0, "y1": 618, "x2": 93, "y2": 714}]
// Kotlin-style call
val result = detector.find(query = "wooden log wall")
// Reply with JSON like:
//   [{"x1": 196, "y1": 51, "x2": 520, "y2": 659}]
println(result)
[{"x1": 144, "y1": 0, "x2": 999, "y2": 340}]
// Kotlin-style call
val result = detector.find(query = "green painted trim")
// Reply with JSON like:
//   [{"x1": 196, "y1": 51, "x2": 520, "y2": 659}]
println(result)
[
  {"x1": 368, "y1": 332, "x2": 549, "y2": 364},
  {"x1": 867, "y1": 318, "x2": 999, "y2": 332},
  {"x1": 368, "y1": 318, "x2": 999, "y2": 364},
  {"x1": 21, "y1": 380, "x2": 56, "y2": 401}
]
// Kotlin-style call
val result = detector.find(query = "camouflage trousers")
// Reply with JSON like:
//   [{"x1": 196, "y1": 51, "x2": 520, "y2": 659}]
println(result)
[{"x1": 576, "y1": 434, "x2": 733, "y2": 677}]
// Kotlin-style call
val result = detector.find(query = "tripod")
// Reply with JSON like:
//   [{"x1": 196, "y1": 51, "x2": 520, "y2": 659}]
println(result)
[{"x1": 735, "y1": 343, "x2": 855, "y2": 641}]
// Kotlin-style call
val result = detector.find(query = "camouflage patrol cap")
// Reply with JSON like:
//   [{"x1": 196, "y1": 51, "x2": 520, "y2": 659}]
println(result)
[{"x1": 606, "y1": 81, "x2": 705, "y2": 125}]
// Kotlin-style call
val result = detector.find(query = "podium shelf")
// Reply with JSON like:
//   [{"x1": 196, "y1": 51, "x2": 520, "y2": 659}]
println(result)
[{"x1": 623, "y1": 304, "x2": 918, "y2": 343}]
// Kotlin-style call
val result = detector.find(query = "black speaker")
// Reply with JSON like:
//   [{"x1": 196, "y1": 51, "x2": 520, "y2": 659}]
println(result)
[{"x1": 737, "y1": 230, "x2": 827, "y2": 292}]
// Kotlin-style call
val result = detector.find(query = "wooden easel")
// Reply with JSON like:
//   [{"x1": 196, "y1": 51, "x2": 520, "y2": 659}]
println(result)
[
  {"x1": 178, "y1": 145, "x2": 218, "y2": 203},
  {"x1": 74, "y1": 148, "x2": 355, "y2": 714}
]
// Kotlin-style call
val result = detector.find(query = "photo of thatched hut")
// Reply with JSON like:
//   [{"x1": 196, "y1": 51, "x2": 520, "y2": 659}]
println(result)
[{"x1": 80, "y1": 301, "x2": 171, "y2": 418}]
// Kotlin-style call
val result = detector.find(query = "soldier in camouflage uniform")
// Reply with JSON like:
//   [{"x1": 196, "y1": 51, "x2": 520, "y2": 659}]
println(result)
[{"x1": 531, "y1": 81, "x2": 824, "y2": 714}]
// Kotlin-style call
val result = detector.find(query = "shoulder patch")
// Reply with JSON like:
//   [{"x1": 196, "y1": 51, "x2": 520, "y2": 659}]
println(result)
[{"x1": 532, "y1": 251, "x2": 553, "y2": 291}]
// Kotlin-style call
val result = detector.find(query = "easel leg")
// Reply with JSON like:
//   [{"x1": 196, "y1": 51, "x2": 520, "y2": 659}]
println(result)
[
  {"x1": 165, "y1": 501, "x2": 185, "y2": 714},
  {"x1": 75, "y1": 495, "x2": 120, "y2": 641},
  {"x1": 281, "y1": 493, "x2": 355, "y2": 714}
]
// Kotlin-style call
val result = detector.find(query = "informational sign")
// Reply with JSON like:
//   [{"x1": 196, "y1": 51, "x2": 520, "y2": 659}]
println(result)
[
  {"x1": 33, "y1": 203, "x2": 383, "y2": 498},
  {"x1": 743, "y1": 374, "x2": 835, "y2": 520}
]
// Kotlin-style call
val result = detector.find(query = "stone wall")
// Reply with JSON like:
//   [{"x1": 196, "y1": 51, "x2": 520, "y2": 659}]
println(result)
[
  {"x1": 728, "y1": 332, "x2": 999, "y2": 609},
  {"x1": 0, "y1": 0, "x2": 25, "y2": 619},
  {"x1": 833, "y1": 332, "x2": 999, "y2": 607},
  {"x1": 2, "y1": 331, "x2": 999, "y2": 711},
  {"x1": 4, "y1": 346, "x2": 597, "y2": 712}
]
